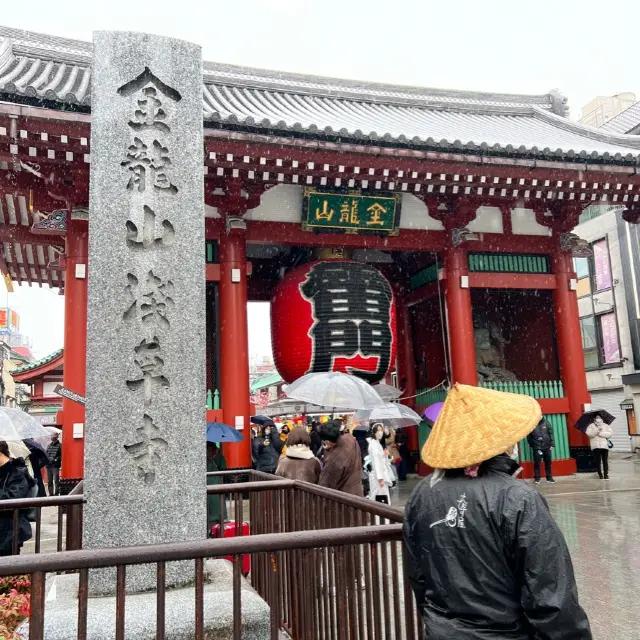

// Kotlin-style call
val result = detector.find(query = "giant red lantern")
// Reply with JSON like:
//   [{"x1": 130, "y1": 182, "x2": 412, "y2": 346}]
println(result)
[{"x1": 271, "y1": 260, "x2": 397, "y2": 384}]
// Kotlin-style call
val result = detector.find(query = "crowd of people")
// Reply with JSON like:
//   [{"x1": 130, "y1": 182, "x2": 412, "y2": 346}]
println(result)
[
  {"x1": 0, "y1": 396, "x2": 612, "y2": 636},
  {"x1": 247, "y1": 391, "x2": 598, "y2": 638},
  {"x1": 250, "y1": 418, "x2": 409, "y2": 502}
]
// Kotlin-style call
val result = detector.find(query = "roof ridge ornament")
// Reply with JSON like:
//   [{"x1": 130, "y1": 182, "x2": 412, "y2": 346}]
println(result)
[{"x1": 548, "y1": 89, "x2": 569, "y2": 118}]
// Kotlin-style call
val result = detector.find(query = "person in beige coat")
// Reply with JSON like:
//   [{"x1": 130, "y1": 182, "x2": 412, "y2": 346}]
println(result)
[
  {"x1": 275, "y1": 427, "x2": 321, "y2": 484},
  {"x1": 585, "y1": 415, "x2": 614, "y2": 479}
]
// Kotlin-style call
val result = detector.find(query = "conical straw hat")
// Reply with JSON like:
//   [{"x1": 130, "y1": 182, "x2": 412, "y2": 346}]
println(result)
[{"x1": 422, "y1": 384, "x2": 541, "y2": 469}]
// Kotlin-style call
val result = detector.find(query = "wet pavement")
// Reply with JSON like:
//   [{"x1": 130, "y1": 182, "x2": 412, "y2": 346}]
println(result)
[
  {"x1": 393, "y1": 454, "x2": 640, "y2": 640},
  {"x1": 22, "y1": 506, "x2": 62, "y2": 555}
]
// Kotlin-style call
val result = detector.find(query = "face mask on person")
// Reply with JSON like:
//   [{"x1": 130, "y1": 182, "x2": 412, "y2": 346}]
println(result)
[
  {"x1": 594, "y1": 416, "x2": 604, "y2": 427},
  {"x1": 265, "y1": 428, "x2": 271, "y2": 436},
  {"x1": 375, "y1": 430, "x2": 384, "y2": 440},
  {"x1": 506, "y1": 443, "x2": 519, "y2": 460}
]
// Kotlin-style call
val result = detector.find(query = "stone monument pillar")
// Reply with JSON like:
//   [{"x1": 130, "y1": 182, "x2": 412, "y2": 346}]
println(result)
[{"x1": 84, "y1": 31, "x2": 206, "y2": 594}]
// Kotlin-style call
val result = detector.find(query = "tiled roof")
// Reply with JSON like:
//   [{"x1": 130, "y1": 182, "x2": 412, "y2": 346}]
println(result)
[
  {"x1": 250, "y1": 373, "x2": 283, "y2": 392},
  {"x1": 599, "y1": 101, "x2": 640, "y2": 135},
  {"x1": 12, "y1": 348, "x2": 62, "y2": 374},
  {"x1": 3, "y1": 26, "x2": 640, "y2": 163}
]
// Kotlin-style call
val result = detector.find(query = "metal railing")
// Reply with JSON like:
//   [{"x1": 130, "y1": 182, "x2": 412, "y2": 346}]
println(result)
[
  {"x1": 209, "y1": 470, "x2": 420, "y2": 639},
  {"x1": 1, "y1": 471, "x2": 421, "y2": 639},
  {"x1": 0, "y1": 494, "x2": 83, "y2": 555}
]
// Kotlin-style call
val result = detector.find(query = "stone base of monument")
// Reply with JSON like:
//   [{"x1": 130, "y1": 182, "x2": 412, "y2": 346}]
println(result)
[{"x1": 17, "y1": 560, "x2": 272, "y2": 639}]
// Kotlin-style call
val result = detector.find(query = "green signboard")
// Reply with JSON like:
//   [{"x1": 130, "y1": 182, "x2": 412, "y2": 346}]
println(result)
[{"x1": 303, "y1": 190, "x2": 400, "y2": 234}]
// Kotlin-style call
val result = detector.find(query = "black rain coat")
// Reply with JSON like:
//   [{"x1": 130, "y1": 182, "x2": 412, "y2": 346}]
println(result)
[
  {"x1": 0, "y1": 457, "x2": 33, "y2": 554},
  {"x1": 403, "y1": 455, "x2": 592, "y2": 640},
  {"x1": 252, "y1": 429, "x2": 284, "y2": 474},
  {"x1": 527, "y1": 418, "x2": 555, "y2": 452}
]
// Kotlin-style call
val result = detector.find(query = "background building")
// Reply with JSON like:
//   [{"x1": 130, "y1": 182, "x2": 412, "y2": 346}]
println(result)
[
  {"x1": 12, "y1": 349, "x2": 63, "y2": 426},
  {"x1": 572, "y1": 101, "x2": 640, "y2": 453},
  {"x1": 574, "y1": 206, "x2": 636, "y2": 451},
  {"x1": 580, "y1": 92, "x2": 636, "y2": 128}
]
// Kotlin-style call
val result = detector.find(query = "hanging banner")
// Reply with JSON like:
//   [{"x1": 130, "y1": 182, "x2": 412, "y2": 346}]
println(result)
[
  {"x1": 593, "y1": 240, "x2": 612, "y2": 291},
  {"x1": 600, "y1": 313, "x2": 620, "y2": 364},
  {"x1": 0, "y1": 309, "x2": 8, "y2": 335},
  {"x1": 303, "y1": 190, "x2": 400, "y2": 234}
]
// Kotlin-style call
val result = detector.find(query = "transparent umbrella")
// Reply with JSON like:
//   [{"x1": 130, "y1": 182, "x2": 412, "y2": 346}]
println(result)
[
  {"x1": 353, "y1": 402, "x2": 423, "y2": 428},
  {"x1": 0, "y1": 408, "x2": 51, "y2": 441},
  {"x1": 285, "y1": 372, "x2": 386, "y2": 410},
  {"x1": 7, "y1": 440, "x2": 31, "y2": 460},
  {"x1": 372, "y1": 383, "x2": 403, "y2": 402}
]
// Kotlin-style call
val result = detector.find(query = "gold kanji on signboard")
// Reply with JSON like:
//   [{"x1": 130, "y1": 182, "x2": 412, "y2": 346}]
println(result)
[
  {"x1": 366, "y1": 202, "x2": 387, "y2": 226},
  {"x1": 315, "y1": 200, "x2": 334, "y2": 221},
  {"x1": 339, "y1": 199, "x2": 360, "y2": 224},
  {"x1": 304, "y1": 190, "x2": 399, "y2": 235}
]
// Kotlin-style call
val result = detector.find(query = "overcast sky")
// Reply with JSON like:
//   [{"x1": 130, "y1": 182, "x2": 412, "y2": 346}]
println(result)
[{"x1": 4, "y1": 0, "x2": 640, "y2": 358}]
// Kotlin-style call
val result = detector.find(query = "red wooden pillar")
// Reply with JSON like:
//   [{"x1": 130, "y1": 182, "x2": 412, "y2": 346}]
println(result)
[
  {"x1": 61, "y1": 222, "x2": 88, "y2": 481},
  {"x1": 394, "y1": 286, "x2": 417, "y2": 407},
  {"x1": 551, "y1": 248, "x2": 591, "y2": 448},
  {"x1": 445, "y1": 247, "x2": 478, "y2": 386},
  {"x1": 218, "y1": 229, "x2": 251, "y2": 468}
]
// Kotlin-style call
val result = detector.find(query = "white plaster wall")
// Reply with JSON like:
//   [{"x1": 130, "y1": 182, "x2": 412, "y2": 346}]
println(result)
[
  {"x1": 205, "y1": 204, "x2": 220, "y2": 219},
  {"x1": 43, "y1": 381, "x2": 60, "y2": 398},
  {"x1": 511, "y1": 208, "x2": 553, "y2": 236},
  {"x1": 208, "y1": 189, "x2": 567, "y2": 243},
  {"x1": 467, "y1": 206, "x2": 503, "y2": 234},
  {"x1": 398, "y1": 194, "x2": 445, "y2": 230},
  {"x1": 244, "y1": 185, "x2": 303, "y2": 223},
  {"x1": 205, "y1": 185, "x2": 304, "y2": 222}
]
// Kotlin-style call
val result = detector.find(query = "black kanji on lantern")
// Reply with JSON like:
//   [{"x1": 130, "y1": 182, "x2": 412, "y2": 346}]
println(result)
[{"x1": 300, "y1": 262, "x2": 393, "y2": 382}]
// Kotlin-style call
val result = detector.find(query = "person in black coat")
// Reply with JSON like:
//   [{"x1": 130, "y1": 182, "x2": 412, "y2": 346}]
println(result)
[
  {"x1": 308, "y1": 421, "x2": 323, "y2": 458},
  {"x1": 352, "y1": 428, "x2": 369, "y2": 462},
  {"x1": 251, "y1": 424, "x2": 284, "y2": 474},
  {"x1": 404, "y1": 384, "x2": 591, "y2": 640},
  {"x1": 395, "y1": 428, "x2": 410, "y2": 481},
  {"x1": 0, "y1": 440, "x2": 33, "y2": 556},
  {"x1": 45, "y1": 432, "x2": 62, "y2": 496},
  {"x1": 24, "y1": 440, "x2": 48, "y2": 497},
  {"x1": 527, "y1": 417, "x2": 556, "y2": 484}
]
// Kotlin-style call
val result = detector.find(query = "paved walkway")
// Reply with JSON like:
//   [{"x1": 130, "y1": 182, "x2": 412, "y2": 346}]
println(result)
[
  {"x1": 22, "y1": 506, "x2": 62, "y2": 555},
  {"x1": 393, "y1": 454, "x2": 640, "y2": 640}
]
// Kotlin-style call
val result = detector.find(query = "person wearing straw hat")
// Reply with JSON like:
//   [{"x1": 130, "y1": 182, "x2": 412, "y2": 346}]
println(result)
[{"x1": 403, "y1": 384, "x2": 592, "y2": 640}]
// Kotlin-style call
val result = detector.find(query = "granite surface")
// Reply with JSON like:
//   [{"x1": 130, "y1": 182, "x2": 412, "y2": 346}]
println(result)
[
  {"x1": 16, "y1": 561, "x2": 271, "y2": 639},
  {"x1": 84, "y1": 30, "x2": 206, "y2": 595}
]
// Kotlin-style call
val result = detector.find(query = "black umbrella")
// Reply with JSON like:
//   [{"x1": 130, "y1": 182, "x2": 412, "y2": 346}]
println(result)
[
  {"x1": 574, "y1": 409, "x2": 615, "y2": 433},
  {"x1": 250, "y1": 415, "x2": 275, "y2": 427}
]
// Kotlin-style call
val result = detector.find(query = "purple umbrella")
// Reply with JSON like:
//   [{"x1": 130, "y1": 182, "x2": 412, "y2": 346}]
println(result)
[{"x1": 423, "y1": 402, "x2": 444, "y2": 425}]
